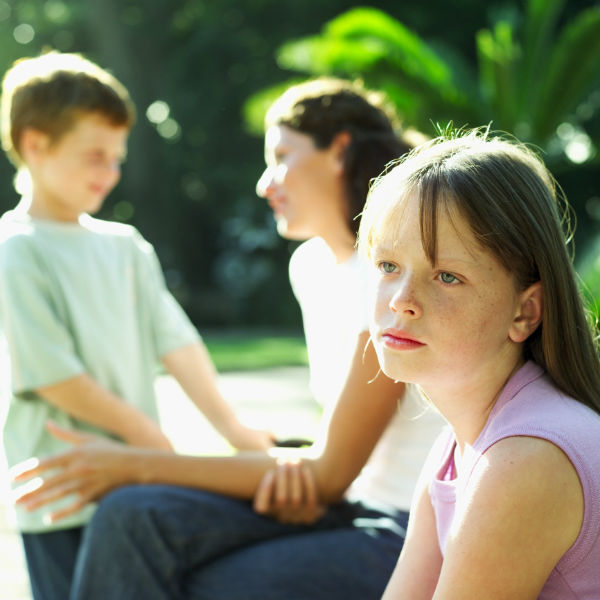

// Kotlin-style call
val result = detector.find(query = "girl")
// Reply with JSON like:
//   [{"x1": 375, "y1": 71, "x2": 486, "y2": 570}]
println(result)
[
  {"x1": 358, "y1": 129, "x2": 600, "y2": 598},
  {"x1": 13, "y1": 79, "x2": 444, "y2": 600}
]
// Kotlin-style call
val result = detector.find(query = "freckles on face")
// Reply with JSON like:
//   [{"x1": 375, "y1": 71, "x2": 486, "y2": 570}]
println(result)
[{"x1": 367, "y1": 193, "x2": 522, "y2": 389}]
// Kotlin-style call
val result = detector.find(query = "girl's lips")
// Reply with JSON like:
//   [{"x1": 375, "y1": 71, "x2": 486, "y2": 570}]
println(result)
[{"x1": 381, "y1": 329, "x2": 425, "y2": 350}]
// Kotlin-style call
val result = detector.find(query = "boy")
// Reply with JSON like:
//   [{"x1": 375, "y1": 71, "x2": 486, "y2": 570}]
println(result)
[{"x1": 0, "y1": 51, "x2": 271, "y2": 600}]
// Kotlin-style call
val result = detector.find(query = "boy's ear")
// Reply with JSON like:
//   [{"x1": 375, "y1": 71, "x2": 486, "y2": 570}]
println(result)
[
  {"x1": 19, "y1": 127, "x2": 50, "y2": 162},
  {"x1": 509, "y1": 281, "x2": 543, "y2": 343},
  {"x1": 329, "y1": 131, "x2": 352, "y2": 175}
]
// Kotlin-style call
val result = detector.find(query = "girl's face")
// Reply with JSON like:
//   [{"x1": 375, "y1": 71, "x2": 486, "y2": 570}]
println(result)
[
  {"x1": 368, "y1": 191, "x2": 527, "y2": 399},
  {"x1": 256, "y1": 124, "x2": 348, "y2": 241}
]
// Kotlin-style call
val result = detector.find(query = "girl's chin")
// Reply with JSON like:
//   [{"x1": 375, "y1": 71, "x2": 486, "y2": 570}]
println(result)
[{"x1": 376, "y1": 354, "x2": 422, "y2": 385}]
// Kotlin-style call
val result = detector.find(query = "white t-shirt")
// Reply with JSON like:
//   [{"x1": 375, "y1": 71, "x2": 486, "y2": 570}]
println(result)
[
  {"x1": 289, "y1": 237, "x2": 444, "y2": 511},
  {"x1": 0, "y1": 210, "x2": 200, "y2": 531}
]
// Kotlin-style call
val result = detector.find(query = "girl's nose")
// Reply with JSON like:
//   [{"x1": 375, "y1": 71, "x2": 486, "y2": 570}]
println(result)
[{"x1": 389, "y1": 275, "x2": 423, "y2": 318}]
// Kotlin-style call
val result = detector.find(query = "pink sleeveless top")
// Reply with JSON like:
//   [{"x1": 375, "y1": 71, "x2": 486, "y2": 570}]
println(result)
[{"x1": 428, "y1": 361, "x2": 600, "y2": 599}]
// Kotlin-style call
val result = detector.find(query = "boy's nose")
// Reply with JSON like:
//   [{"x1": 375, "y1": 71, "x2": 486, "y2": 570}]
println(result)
[{"x1": 107, "y1": 161, "x2": 121, "y2": 182}]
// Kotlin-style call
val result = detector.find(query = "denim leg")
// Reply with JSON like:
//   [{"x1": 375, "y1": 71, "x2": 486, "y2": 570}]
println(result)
[
  {"x1": 21, "y1": 526, "x2": 83, "y2": 600},
  {"x1": 71, "y1": 484, "x2": 337, "y2": 600},
  {"x1": 184, "y1": 503, "x2": 408, "y2": 600}
]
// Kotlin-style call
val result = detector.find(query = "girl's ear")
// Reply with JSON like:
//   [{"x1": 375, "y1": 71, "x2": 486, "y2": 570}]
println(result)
[
  {"x1": 329, "y1": 131, "x2": 352, "y2": 176},
  {"x1": 509, "y1": 281, "x2": 543, "y2": 343},
  {"x1": 20, "y1": 127, "x2": 50, "y2": 162}
]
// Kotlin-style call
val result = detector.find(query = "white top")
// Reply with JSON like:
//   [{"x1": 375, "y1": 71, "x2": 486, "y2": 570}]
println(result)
[{"x1": 289, "y1": 238, "x2": 445, "y2": 511}]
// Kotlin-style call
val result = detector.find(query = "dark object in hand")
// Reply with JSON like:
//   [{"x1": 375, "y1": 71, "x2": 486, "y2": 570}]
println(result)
[{"x1": 274, "y1": 437, "x2": 313, "y2": 448}]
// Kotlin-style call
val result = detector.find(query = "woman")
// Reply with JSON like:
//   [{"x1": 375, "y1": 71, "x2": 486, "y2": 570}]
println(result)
[{"x1": 14, "y1": 78, "x2": 444, "y2": 600}]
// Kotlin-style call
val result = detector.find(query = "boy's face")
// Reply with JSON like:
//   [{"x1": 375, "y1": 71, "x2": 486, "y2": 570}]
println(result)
[{"x1": 27, "y1": 113, "x2": 129, "y2": 222}]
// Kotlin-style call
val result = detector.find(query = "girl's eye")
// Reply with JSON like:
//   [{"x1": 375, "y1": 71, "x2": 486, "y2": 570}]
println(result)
[
  {"x1": 439, "y1": 272, "x2": 459, "y2": 284},
  {"x1": 378, "y1": 261, "x2": 396, "y2": 274}
]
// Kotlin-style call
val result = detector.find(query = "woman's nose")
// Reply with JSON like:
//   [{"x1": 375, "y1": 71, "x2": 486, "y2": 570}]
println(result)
[{"x1": 256, "y1": 167, "x2": 275, "y2": 198}]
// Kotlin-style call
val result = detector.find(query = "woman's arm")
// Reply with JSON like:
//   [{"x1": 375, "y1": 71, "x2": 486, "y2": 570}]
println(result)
[
  {"x1": 12, "y1": 422, "x2": 278, "y2": 522},
  {"x1": 255, "y1": 330, "x2": 406, "y2": 521},
  {"x1": 432, "y1": 436, "x2": 583, "y2": 599},
  {"x1": 297, "y1": 330, "x2": 404, "y2": 503},
  {"x1": 14, "y1": 332, "x2": 403, "y2": 520}
]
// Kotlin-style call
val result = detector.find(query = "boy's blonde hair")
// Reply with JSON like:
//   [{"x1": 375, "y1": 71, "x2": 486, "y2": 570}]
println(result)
[
  {"x1": 358, "y1": 128, "x2": 600, "y2": 413},
  {"x1": 1, "y1": 51, "x2": 136, "y2": 167}
]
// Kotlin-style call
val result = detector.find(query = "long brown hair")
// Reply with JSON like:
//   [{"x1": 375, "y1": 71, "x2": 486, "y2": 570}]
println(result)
[{"x1": 359, "y1": 129, "x2": 600, "y2": 413}]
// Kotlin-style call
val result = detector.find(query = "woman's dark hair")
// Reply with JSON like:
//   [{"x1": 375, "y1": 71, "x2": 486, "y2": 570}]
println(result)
[{"x1": 266, "y1": 78, "x2": 413, "y2": 235}]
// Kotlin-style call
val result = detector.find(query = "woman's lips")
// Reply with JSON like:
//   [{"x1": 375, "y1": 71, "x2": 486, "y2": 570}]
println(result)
[
  {"x1": 381, "y1": 328, "x2": 425, "y2": 350},
  {"x1": 268, "y1": 199, "x2": 285, "y2": 218}
]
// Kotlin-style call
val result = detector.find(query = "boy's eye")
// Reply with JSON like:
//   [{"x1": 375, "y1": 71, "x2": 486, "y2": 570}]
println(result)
[
  {"x1": 439, "y1": 272, "x2": 459, "y2": 284},
  {"x1": 378, "y1": 261, "x2": 396, "y2": 274}
]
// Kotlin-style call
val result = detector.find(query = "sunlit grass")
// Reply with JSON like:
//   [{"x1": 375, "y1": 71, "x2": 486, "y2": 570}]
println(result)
[{"x1": 202, "y1": 330, "x2": 308, "y2": 371}]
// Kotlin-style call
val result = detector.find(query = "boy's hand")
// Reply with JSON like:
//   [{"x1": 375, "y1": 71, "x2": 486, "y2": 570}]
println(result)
[
  {"x1": 252, "y1": 458, "x2": 325, "y2": 524},
  {"x1": 11, "y1": 421, "x2": 140, "y2": 523},
  {"x1": 226, "y1": 423, "x2": 274, "y2": 451}
]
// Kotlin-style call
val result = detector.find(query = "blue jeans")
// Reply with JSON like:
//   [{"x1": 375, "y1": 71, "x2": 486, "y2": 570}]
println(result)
[
  {"x1": 71, "y1": 485, "x2": 407, "y2": 600},
  {"x1": 22, "y1": 526, "x2": 83, "y2": 600}
]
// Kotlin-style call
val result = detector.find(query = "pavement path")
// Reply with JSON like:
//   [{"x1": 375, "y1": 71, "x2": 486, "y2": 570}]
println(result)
[{"x1": 0, "y1": 365, "x2": 316, "y2": 600}]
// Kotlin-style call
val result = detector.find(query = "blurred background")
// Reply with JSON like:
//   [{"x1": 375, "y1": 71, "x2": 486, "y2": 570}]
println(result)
[{"x1": 1, "y1": 0, "x2": 599, "y2": 335}]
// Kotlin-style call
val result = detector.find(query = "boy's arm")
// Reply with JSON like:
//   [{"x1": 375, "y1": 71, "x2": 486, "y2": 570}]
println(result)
[
  {"x1": 161, "y1": 343, "x2": 273, "y2": 450},
  {"x1": 35, "y1": 375, "x2": 173, "y2": 450}
]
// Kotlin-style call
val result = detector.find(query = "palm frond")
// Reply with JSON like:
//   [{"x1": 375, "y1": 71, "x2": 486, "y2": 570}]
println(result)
[{"x1": 534, "y1": 6, "x2": 600, "y2": 142}]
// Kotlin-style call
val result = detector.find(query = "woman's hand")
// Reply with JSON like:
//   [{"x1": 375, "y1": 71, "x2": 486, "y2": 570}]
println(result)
[
  {"x1": 11, "y1": 421, "x2": 141, "y2": 523},
  {"x1": 253, "y1": 457, "x2": 326, "y2": 524}
]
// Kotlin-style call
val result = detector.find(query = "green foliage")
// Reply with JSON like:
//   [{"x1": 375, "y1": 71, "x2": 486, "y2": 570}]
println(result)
[
  {"x1": 243, "y1": 78, "x2": 305, "y2": 136},
  {"x1": 577, "y1": 245, "x2": 600, "y2": 321},
  {"x1": 247, "y1": 2, "x2": 600, "y2": 156},
  {"x1": 243, "y1": 0, "x2": 600, "y2": 311},
  {"x1": 1, "y1": 0, "x2": 597, "y2": 329},
  {"x1": 534, "y1": 5, "x2": 600, "y2": 142},
  {"x1": 250, "y1": 6, "x2": 475, "y2": 133}
]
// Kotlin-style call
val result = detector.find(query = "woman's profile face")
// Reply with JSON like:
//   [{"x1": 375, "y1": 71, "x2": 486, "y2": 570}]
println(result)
[{"x1": 256, "y1": 124, "x2": 348, "y2": 241}]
